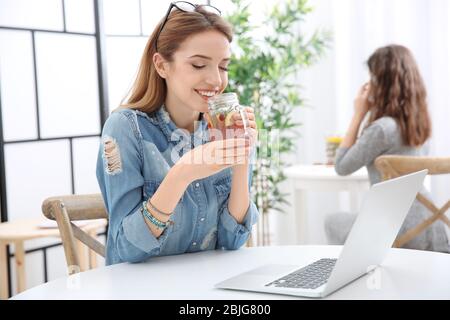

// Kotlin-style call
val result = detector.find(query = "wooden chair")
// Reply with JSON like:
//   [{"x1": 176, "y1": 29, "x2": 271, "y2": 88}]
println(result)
[
  {"x1": 374, "y1": 155, "x2": 450, "y2": 247},
  {"x1": 41, "y1": 194, "x2": 108, "y2": 275}
]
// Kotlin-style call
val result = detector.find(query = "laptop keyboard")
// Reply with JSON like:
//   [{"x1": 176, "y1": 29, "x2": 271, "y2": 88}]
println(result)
[{"x1": 266, "y1": 258, "x2": 337, "y2": 289}]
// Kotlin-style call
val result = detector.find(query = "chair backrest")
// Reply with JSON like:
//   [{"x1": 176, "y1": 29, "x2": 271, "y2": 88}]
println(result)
[
  {"x1": 374, "y1": 155, "x2": 450, "y2": 247},
  {"x1": 375, "y1": 156, "x2": 450, "y2": 179},
  {"x1": 42, "y1": 194, "x2": 108, "y2": 275}
]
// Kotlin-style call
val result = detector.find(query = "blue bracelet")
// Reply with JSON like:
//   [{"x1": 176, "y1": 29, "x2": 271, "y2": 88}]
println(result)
[{"x1": 141, "y1": 201, "x2": 172, "y2": 230}]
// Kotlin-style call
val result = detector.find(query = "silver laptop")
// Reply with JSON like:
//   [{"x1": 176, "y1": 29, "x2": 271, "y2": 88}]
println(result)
[{"x1": 215, "y1": 170, "x2": 427, "y2": 298}]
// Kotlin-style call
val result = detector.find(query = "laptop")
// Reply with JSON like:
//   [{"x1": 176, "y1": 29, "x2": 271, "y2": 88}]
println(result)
[{"x1": 215, "y1": 169, "x2": 427, "y2": 298}]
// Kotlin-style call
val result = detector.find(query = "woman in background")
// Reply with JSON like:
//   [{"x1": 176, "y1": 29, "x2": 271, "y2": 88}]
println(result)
[{"x1": 325, "y1": 44, "x2": 449, "y2": 252}]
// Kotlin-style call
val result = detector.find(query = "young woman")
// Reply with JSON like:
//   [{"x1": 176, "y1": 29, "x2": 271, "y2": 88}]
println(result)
[
  {"x1": 96, "y1": 2, "x2": 259, "y2": 265},
  {"x1": 325, "y1": 44, "x2": 450, "y2": 252}
]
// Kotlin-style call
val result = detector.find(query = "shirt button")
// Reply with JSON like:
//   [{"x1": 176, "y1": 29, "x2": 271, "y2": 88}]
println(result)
[
  {"x1": 200, "y1": 218, "x2": 205, "y2": 222},
  {"x1": 192, "y1": 242, "x2": 197, "y2": 246},
  {"x1": 195, "y1": 183, "x2": 200, "y2": 188}
]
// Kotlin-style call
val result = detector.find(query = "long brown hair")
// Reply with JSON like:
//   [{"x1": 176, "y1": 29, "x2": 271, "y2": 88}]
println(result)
[
  {"x1": 366, "y1": 44, "x2": 431, "y2": 147},
  {"x1": 120, "y1": 7, "x2": 233, "y2": 113}
]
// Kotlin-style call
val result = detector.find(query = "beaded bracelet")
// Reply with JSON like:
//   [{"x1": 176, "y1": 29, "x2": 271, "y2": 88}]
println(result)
[{"x1": 141, "y1": 201, "x2": 172, "y2": 230}]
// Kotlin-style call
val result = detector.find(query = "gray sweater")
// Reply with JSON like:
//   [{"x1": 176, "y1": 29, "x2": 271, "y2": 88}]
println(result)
[
  {"x1": 335, "y1": 117, "x2": 425, "y2": 184},
  {"x1": 329, "y1": 116, "x2": 449, "y2": 252}
]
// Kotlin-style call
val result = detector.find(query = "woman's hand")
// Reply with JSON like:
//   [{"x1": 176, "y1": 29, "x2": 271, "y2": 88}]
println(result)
[
  {"x1": 354, "y1": 83, "x2": 370, "y2": 117},
  {"x1": 175, "y1": 138, "x2": 251, "y2": 183},
  {"x1": 340, "y1": 83, "x2": 371, "y2": 149}
]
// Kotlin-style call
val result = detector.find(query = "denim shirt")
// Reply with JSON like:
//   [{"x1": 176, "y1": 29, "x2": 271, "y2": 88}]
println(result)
[{"x1": 96, "y1": 107, "x2": 259, "y2": 265}]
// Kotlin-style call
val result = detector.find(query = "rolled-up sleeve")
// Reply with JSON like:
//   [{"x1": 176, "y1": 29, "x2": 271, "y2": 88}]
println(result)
[
  {"x1": 117, "y1": 202, "x2": 171, "y2": 262},
  {"x1": 216, "y1": 162, "x2": 259, "y2": 250},
  {"x1": 217, "y1": 201, "x2": 259, "y2": 249}
]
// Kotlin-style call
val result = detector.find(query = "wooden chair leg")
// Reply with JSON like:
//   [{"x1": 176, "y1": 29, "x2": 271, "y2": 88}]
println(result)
[
  {"x1": 0, "y1": 242, "x2": 9, "y2": 300},
  {"x1": 75, "y1": 239, "x2": 88, "y2": 272},
  {"x1": 395, "y1": 209, "x2": 449, "y2": 248},
  {"x1": 14, "y1": 241, "x2": 26, "y2": 294},
  {"x1": 88, "y1": 230, "x2": 98, "y2": 269}
]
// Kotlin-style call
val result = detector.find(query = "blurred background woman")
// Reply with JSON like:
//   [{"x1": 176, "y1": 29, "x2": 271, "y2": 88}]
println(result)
[{"x1": 325, "y1": 44, "x2": 450, "y2": 252}]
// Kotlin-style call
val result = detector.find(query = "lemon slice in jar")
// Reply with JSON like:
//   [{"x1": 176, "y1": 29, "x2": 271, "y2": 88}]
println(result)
[{"x1": 224, "y1": 111, "x2": 235, "y2": 127}]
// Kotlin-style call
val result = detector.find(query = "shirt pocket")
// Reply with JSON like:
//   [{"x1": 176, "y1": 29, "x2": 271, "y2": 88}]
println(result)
[
  {"x1": 143, "y1": 180, "x2": 182, "y2": 232},
  {"x1": 213, "y1": 175, "x2": 232, "y2": 207}
]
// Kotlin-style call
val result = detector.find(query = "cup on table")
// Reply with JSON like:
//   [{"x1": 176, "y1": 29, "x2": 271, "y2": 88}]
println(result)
[{"x1": 325, "y1": 135, "x2": 343, "y2": 165}]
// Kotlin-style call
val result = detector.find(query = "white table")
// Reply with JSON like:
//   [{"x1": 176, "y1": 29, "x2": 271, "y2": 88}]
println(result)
[
  {"x1": 11, "y1": 245, "x2": 450, "y2": 300},
  {"x1": 284, "y1": 165, "x2": 370, "y2": 244}
]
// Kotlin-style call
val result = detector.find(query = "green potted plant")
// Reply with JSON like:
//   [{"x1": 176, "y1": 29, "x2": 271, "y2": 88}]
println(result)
[{"x1": 225, "y1": 0, "x2": 330, "y2": 245}]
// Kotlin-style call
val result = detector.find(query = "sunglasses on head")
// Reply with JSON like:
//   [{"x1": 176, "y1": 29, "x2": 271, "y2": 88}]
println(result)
[{"x1": 155, "y1": 1, "x2": 222, "y2": 52}]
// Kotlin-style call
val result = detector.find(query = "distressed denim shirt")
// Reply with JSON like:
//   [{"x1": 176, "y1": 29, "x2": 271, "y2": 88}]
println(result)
[{"x1": 96, "y1": 107, "x2": 259, "y2": 265}]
